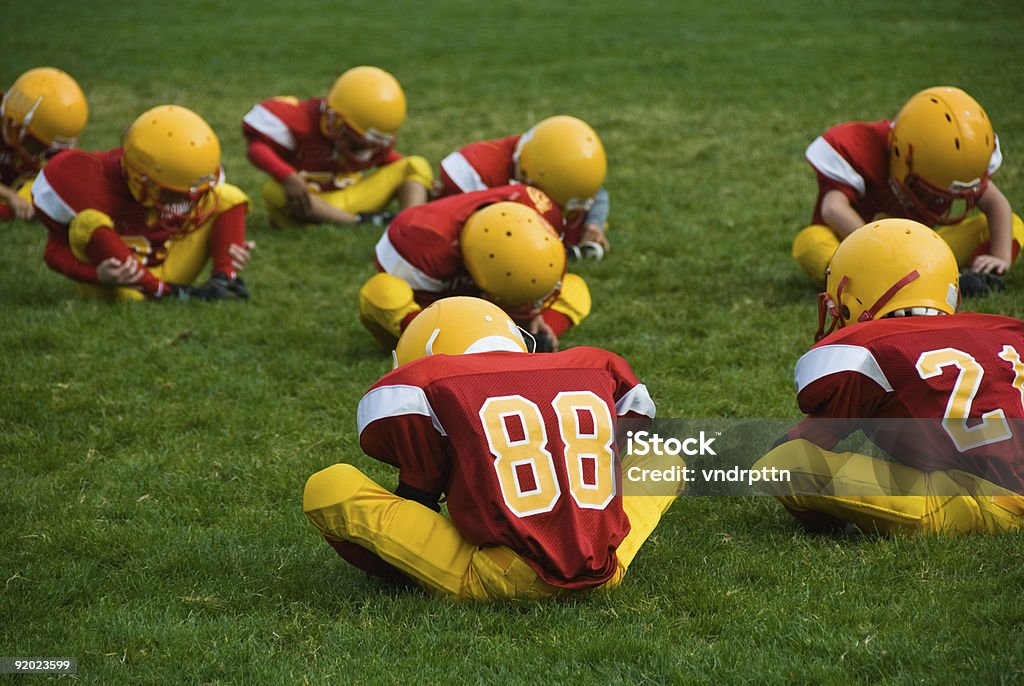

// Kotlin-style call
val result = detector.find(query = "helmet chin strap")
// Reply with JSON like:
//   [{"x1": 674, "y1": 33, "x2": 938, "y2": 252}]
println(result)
[{"x1": 814, "y1": 271, "x2": 920, "y2": 342}]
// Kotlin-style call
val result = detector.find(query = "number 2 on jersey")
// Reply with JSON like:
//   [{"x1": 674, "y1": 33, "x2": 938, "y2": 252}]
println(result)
[
  {"x1": 915, "y1": 345, "x2": 1024, "y2": 451},
  {"x1": 479, "y1": 392, "x2": 616, "y2": 518}
]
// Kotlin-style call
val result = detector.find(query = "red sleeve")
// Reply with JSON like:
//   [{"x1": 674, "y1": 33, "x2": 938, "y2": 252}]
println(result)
[
  {"x1": 787, "y1": 370, "x2": 889, "y2": 449},
  {"x1": 359, "y1": 413, "x2": 449, "y2": 496},
  {"x1": 246, "y1": 139, "x2": 296, "y2": 181},
  {"x1": 84, "y1": 227, "x2": 164, "y2": 296},
  {"x1": 209, "y1": 203, "x2": 248, "y2": 279}
]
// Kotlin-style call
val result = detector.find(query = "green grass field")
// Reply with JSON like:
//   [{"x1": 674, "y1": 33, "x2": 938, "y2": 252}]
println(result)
[{"x1": 3, "y1": 0, "x2": 1024, "y2": 682}]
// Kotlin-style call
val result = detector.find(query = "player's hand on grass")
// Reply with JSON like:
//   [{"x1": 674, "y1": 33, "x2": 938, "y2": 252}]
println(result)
[
  {"x1": 282, "y1": 172, "x2": 313, "y2": 219},
  {"x1": 96, "y1": 256, "x2": 143, "y2": 286},
  {"x1": 580, "y1": 223, "x2": 610, "y2": 252},
  {"x1": 527, "y1": 314, "x2": 558, "y2": 353},
  {"x1": 7, "y1": 194, "x2": 35, "y2": 220},
  {"x1": 971, "y1": 253, "x2": 1010, "y2": 275},
  {"x1": 229, "y1": 240, "x2": 256, "y2": 272}
]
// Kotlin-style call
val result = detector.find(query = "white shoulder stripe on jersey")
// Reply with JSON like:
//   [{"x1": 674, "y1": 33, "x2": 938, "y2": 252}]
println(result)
[
  {"x1": 31, "y1": 170, "x2": 76, "y2": 224},
  {"x1": 989, "y1": 135, "x2": 1003, "y2": 176},
  {"x1": 805, "y1": 136, "x2": 866, "y2": 197},
  {"x1": 374, "y1": 231, "x2": 446, "y2": 292},
  {"x1": 357, "y1": 384, "x2": 447, "y2": 437},
  {"x1": 440, "y1": 151, "x2": 488, "y2": 192},
  {"x1": 242, "y1": 104, "x2": 297, "y2": 152},
  {"x1": 615, "y1": 383, "x2": 656, "y2": 419},
  {"x1": 795, "y1": 344, "x2": 893, "y2": 394}
]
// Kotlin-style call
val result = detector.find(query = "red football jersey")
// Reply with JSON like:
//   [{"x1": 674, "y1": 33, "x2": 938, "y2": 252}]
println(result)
[
  {"x1": 438, "y1": 135, "x2": 591, "y2": 244},
  {"x1": 790, "y1": 313, "x2": 1024, "y2": 492},
  {"x1": 242, "y1": 96, "x2": 401, "y2": 183},
  {"x1": 373, "y1": 184, "x2": 564, "y2": 305},
  {"x1": 356, "y1": 347, "x2": 657, "y2": 589},
  {"x1": 805, "y1": 120, "x2": 1003, "y2": 226},
  {"x1": 32, "y1": 148, "x2": 245, "y2": 292}
]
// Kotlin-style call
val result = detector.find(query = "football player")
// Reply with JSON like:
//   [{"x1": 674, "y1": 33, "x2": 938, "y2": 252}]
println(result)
[
  {"x1": 242, "y1": 66, "x2": 433, "y2": 229},
  {"x1": 1, "y1": 67, "x2": 88, "y2": 221},
  {"x1": 437, "y1": 115, "x2": 610, "y2": 260},
  {"x1": 358, "y1": 185, "x2": 591, "y2": 353},
  {"x1": 33, "y1": 105, "x2": 253, "y2": 301},
  {"x1": 792, "y1": 87, "x2": 1023, "y2": 296},
  {"x1": 758, "y1": 218, "x2": 1024, "y2": 535},
  {"x1": 304, "y1": 296, "x2": 676, "y2": 600}
]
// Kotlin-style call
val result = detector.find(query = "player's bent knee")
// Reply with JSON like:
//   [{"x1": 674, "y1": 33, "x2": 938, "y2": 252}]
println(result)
[
  {"x1": 1011, "y1": 213, "x2": 1024, "y2": 260},
  {"x1": 551, "y1": 273, "x2": 592, "y2": 326},
  {"x1": 260, "y1": 179, "x2": 286, "y2": 210},
  {"x1": 213, "y1": 182, "x2": 251, "y2": 212},
  {"x1": 792, "y1": 224, "x2": 838, "y2": 287},
  {"x1": 69, "y1": 209, "x2": 116, "y2": 262},
  {"x1": 303, "y1": 463, "x2": 367, "y2": 514},
  {"x1": 402, "y1": 155, "x2": 435, "y2": 188},
  {"x1": 360, "y1": 273, "x2": 415, "y2": 311},
  {"x1": 359, "y1": 273, "x2": 421, "y2": 348}
]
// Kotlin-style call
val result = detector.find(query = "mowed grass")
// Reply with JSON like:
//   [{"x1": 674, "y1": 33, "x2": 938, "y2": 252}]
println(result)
[{"x1": 3, "y1": 0, "x2": 1024, "y2": 683}]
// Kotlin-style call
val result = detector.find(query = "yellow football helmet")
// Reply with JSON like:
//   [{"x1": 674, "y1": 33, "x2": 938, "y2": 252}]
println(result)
[
  {"x1": 320, "y1": 66, "x2": 406, "y2": 162},
  {"x1": 1, "y1": 67, "x2": 88, "y2": 161},
  {"x1": 121, "y1": 105, "x2": 222, "y2": 228},
  {"x1": 516, "y1": 115, "x2": 606, "y2": 210},
  {"x1": 816, "y1": 218, "x2": 959, "y2": 340},
  {"x1": 393, "y1": 296, "x2": 528, "y2": 367},
  {"x1": 461, "y1": 201, "x2": 566, "y2": 315},
  {"x1": 889, "y1": 86, "x2": 995, "y2": 225}
]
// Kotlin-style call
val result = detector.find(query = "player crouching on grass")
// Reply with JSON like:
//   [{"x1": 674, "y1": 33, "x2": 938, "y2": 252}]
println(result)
[
  {"x1": 304, "y1": 296, "x2": 676, "y2": 600},
  {"x1": 33, "y1": 105, "x2": 254, "y2": 301},
  {"x1": 1, "y1": 67, "x2": 88, "y2": 222},
  {"x1": 437, "y1": 115, "x2": 611, "y2": 261},
  {"x1": 359, "y1": 186, "x2": 591, "y2": 353},
  {"x1": 242, "y1": 66, "x2": 433, "y2": 229},
  {"x1": 757, "y1": 218, "x2": 1024, "y2": 535},
  {"x1": 792, "y1": 86, "x2": 1023, "y2": 297}
]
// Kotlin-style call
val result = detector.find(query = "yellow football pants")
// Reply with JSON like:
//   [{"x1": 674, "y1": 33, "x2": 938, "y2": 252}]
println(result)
[
  {"x1": 303, "y1": 463, "x2": 676, "y2": 601},
  {"x1": 75, "y1": 184, "x2": 250, "y2": 301},
  {"x1": 357, "y1": 272, "x2": 592, "y2": 352},
  {"x1": 754, "y1": 439, "x2": 1024, "y2": 535},
  {"x1": 792, "y1": 212, "x2": 1024, "y2": 287},
  {"x1": 262, "y1": 156, "x2": 433, "y2": 229}
]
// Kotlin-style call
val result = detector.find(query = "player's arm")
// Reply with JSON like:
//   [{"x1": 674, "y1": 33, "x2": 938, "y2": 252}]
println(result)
[
  {"x1": 820, "y1": 188, "x2": 867, "y2": 239},
  {"x1": 0, "y1": 181, "x2": 34, "y2": 220},
  {"x1": 245, "y1": 137, "x2": 316, "y2": 220},
  {"x1": 581, "y1": 187, "x2": 610, "y2": 250},
  {"x1": 786, "y1": 345, "x2": 890, "y2": 449},
  {"x1": 972, "y1": 181, "x2": 1013, "y2": 274}
]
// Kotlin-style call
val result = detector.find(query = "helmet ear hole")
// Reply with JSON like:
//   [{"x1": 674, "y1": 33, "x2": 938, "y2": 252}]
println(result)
[{"x1": 840, "y1": 305, "x2": 851, "y2": 321}]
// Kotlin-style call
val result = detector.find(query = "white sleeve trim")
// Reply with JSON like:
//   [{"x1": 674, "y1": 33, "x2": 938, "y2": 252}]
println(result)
[
  {"x1": 374, "y1": 231, "x2": 446, "y2": 292},
  {"x1": 357, "y1": 384, "x2": 447, "y2": 437},
  {"x1": 805, "y1": 136, "x2": 866, "y2": 197},
  {"x1": 31, "y1": 170, "x2": 76, "y2": 224},
  {"x1": 795, "y1": 344, "x2": 893, "y2": 394},
  {"x1": 615, "y1": 383, "x2": 656, "y2": 419},
  {"x1": 242, "y1": 104, "x2": 296, "y2": 152},
  {"x1": 440, "y1": 152, "x2": 487, "y2": 192},
  {"x1": 989, "y1": 135, "x2": 1003, "y2": 176}
]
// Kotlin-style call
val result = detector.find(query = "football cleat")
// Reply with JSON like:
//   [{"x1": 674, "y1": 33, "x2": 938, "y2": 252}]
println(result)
[{"x1": 958, "y1": 269, "x2": 1004, "y2": 298}]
